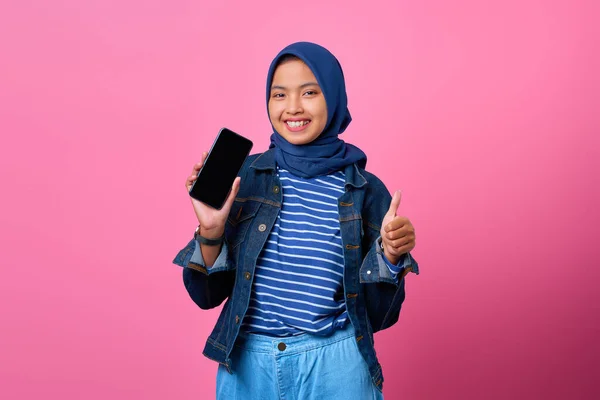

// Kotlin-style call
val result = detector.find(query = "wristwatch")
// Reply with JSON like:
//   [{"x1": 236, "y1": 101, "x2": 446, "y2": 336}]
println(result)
[{"x1": 194, "y1": 225, "x2": 224, "y2": 246}]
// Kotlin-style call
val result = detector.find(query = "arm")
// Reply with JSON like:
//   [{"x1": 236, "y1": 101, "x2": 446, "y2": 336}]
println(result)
[
  {"x1": 381, "y1": 246, "x2": 416, "y2": 283},
  {"x1": 360, "y1": 178, "x2": 419, "y2": 333},
  {"x1": 173, "y1": 152, "x2": 251, "y2": 309},
  {"x1": 183, "y1": 268, "x2": 235, "y2": 310},
  {"x1": 360, "y1": 232, "x2": 419, "y2": 333},
  {"x1": 173, "y1": 236, "x2": 235, "y2": 310}
]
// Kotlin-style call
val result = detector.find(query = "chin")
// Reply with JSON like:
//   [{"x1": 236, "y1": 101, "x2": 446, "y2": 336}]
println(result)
[
  {"x1": 284, "y1": 135, "x2": 317, "y2": 146},
  {"x1": 290, "y1": 139, "x2": 311, "y2": 145},
  {"x1": 281, "y1": 136, "x2": 303, "y2": 145}
]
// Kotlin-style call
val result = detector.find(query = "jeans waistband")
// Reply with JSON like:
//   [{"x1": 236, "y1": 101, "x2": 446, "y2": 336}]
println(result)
[{"x1": 235, "y1": 323, "x2": 356, "y2": 356}]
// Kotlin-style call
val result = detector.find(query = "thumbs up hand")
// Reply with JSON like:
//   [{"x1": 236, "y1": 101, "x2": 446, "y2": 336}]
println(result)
[{"x1": 380, "y1": 191, "x2": 416, "y2": 265}]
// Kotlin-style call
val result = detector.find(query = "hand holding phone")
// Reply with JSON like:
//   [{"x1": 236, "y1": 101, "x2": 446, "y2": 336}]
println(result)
[
  {"x1": 185, "y1": 128, "x2": 253, "y2": 232},
  {"x1": 186, "y1": 152, "x2": 241, "y2": 235}
]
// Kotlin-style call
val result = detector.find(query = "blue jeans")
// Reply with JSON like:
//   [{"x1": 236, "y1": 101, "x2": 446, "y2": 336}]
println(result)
[{"x1": 216, "y1": 324, "x2": 384, "y2": 399}]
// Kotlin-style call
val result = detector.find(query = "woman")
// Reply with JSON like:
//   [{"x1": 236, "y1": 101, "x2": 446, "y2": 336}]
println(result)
[{"x1": 174, "y1": 41, "x2": 419, "y2": 399}]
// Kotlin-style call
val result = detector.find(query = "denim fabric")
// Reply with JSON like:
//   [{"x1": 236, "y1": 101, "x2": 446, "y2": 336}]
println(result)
[
  {"x1": 216, "y1": 324, "x2": 384, "y2": 400},
  {"x1": 173, "y1": 149, "x2": 419, "y2": 392}
]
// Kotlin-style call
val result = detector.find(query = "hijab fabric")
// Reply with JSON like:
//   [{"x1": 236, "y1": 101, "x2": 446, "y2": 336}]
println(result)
[{"x1": 267, "y1": 42, "x2": 367, "y2": 178}]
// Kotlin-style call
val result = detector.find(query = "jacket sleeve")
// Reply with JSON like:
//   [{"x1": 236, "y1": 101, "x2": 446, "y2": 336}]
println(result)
[
  {"x1": 171, "y1": 154, "x2": 257, "y2": 310},
  {"x1": 381, "y1": 246, "x2": 417, "y2": 284},
  {"x1": 359, "y1": 175, "x2": 419, "y2": 333},
  {"x1": 173, "y1": 238, "x2": 235, "y2": 310}
]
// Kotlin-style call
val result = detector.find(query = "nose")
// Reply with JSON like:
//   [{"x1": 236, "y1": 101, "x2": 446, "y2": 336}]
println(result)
[{"x1": 285, "y1": 95, "x2": 303, "y2": 115}]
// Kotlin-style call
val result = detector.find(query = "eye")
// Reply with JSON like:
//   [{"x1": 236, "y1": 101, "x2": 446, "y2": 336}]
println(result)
[
  {"x1": 303, "y1": 90, "x2": 318, "y2": 96},
  {"x1": 272, "y1": 93, "x2": 285, "y2": 99}
]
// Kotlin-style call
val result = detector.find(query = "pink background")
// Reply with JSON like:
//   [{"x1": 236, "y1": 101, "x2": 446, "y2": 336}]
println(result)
[{"x1": 1, "y1": 0, "x2": 598, "y2": 399}]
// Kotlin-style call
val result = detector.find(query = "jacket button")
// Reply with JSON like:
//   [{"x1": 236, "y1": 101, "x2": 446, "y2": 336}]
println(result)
[
  {"x1": 235, "y1": 315, "x2": 240, "y2": 324},
  {"x1": 273, "y1": 186, "x2": 280, "y2": 194},
  {"x1": 277, "y1": 342, "x2": 286, "y2": 351},
  {"x1": 258, "y1": 224, "x2": 267, "y2": 232},
  {"x1": 244, "y1": 272, "x2": 251, "y2": 280}
]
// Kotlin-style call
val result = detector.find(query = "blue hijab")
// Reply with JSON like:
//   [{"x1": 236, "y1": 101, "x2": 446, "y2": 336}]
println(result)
[{"x1": 267, "y1": 42, "x2": 367, "y2": 178}]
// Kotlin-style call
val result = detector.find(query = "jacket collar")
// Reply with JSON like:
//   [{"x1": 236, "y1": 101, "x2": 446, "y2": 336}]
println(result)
[
  {"x1": 251, "y1": 148, "x2": 367, "y2": 189},
  {"x1": 250, "y1": 148, "x2": 277, "y2": 171},
  {"x1": 344, "y1": 163, "x2": 368, "y2": 189}
]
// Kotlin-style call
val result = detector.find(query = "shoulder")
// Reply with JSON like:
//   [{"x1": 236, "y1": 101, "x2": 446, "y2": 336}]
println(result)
[
  {"x1": 359, "y1": 168, "x2": 391, "y2": 198},
  {"x1": 239, "y1": 152, "x2": 267, "y2": 176},
  {"x1": 356, "y1": 167, "x2": 392, "y2": 229},
  {"x1": 237, "y1": 151, "x2": 273, "y2": 196},
  {"x1": 243, "y1": 152, "x2": 263, "y2": 168},
  {"x1": 240, "y1": 149, "x2": 276, "y2": 172}
]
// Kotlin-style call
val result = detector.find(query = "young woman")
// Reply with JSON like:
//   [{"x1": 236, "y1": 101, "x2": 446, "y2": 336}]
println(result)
[{"x1": 174, "y1": 42, "x2": 419, "y2": 399}]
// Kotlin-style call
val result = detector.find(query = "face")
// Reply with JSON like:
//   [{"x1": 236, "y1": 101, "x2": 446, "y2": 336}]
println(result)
[{"x1": 268, "y1": 59, "x2": 327, "y2": 145}]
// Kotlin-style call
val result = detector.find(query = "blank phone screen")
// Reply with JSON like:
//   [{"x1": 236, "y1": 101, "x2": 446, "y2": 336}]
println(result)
[{"x1": 189, "y1": 128, "x2": 253, "y2": 209}]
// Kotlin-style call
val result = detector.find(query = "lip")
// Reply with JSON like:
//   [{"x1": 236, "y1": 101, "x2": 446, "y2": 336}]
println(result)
[{"x1": 284, "y1": 119, "x2": 311, "y2": 132}]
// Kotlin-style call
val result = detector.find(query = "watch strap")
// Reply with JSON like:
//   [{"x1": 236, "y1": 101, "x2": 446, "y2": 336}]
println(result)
[{"x1": 194, "y1": 226, "x2": 224, "y2": 246}]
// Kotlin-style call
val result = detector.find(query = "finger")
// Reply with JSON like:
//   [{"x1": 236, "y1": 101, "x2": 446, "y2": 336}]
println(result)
[
  {"x1": 186, "y1": 173, "x2": 198, "y2": 184},
  {"x1": 385, "y1": 227, "x2": 409, "y2": 241},
  {"x1": 386, "y1": 242, "x2": 413, "y2": 258},
  {"x1": 222, "y1": 177, "x2": 241, "y2": 212},
  {"x1": 384, "y1": 216, "x2": 409, "y2": 233},
  {"x1": 188, "y1": 152, "x2": 208, "y2": 190},
  {"x1": 191, "y1": 152, "x2": 209, "y2": 175},
  {"x1": 186, "y1": 172, "x2": 201, "y2": 191},
  {"x1": 385, "y1": 220, "x2": 413, "y2": 238},
  {"x1": 382, "y1": 229, "x2": 411, "y2": 248},
  {"x1": 396, "y1": 242, "x2": 415, "y2": 254},
  {"x1": 390, "y1": 235, "x2": 414, "y2": 249},
  {"x1": 386, "y1": 191, "x2": 402, "y2": 218}
]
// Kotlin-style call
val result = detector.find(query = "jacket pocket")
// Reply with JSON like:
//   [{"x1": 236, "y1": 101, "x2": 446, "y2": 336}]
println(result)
[{"x1": 226, "y1": 199, "x2": 261, "y2": 250}]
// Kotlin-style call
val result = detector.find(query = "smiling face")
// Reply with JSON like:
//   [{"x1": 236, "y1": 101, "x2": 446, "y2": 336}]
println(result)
[{"x1": 268, "y1": 58, "x2": 328, "y2": 145}]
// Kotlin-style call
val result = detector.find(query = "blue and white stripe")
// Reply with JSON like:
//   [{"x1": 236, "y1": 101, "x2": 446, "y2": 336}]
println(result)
[
  {"x1": 242, "y1": 168, "x2": 406, "y2": 337},
  {"x1": 242, "y1": 168, "x2": 348, "y2": 336}
]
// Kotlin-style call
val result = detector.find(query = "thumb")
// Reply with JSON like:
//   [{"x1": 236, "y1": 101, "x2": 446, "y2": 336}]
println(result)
[
  {"x1": 386, "y1": 190, "x2": 402, "y2": 217},
  {"x1": 222, "y1": 177, "x2": 241, "y2": 212}
]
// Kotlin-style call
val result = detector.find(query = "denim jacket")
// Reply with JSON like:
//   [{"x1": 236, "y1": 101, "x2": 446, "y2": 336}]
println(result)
[{"x1": 173, "y1": 149, "x2": 419, "y2": 391}]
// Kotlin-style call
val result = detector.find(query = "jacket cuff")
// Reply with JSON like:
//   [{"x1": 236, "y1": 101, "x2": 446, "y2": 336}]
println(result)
[
  {"x1": 377, "y1": 236, "x2": 419, "y2": 275},
  {"x1": 359, "y1": 236, "x2": 420, "y2": 284},
  {"x1": 359, "y1": 236, "x2": 397, "y2": 284},
  {"x1": 172, "y1": 237, "x2": 230, "y2": 276},
  {"x1": 381, "y1": 251, "x2": 420, "y2": 276},
  {"x1": 381, "y1": 252, "x2": 405, "y2": 277},
  {"x1": 188, "y1": 239, "x2": 230, "y2": 275}
]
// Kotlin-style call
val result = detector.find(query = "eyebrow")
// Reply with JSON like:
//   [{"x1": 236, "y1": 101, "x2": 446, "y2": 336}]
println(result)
[{"x1": 270, "y1": 82, "x2": 320, "y2": 91}]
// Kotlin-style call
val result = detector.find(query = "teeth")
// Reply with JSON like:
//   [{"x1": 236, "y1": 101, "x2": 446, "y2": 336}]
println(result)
[{"x1": 286, "y1": 120, "x2": 309, "y2": 128}]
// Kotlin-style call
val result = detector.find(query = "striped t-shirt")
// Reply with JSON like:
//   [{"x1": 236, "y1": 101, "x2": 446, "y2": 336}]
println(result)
[
  {"x1": 242, "y1": 168, "x2": 348, "y2": 337},
  {"x1": 241, "y1": 168, "x2": 404, "y2": 337}
]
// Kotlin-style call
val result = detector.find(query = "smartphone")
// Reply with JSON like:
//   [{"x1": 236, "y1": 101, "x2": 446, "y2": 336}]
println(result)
[{"x1": 189, "y1": 128, "x2": 253, "y2": 209}]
